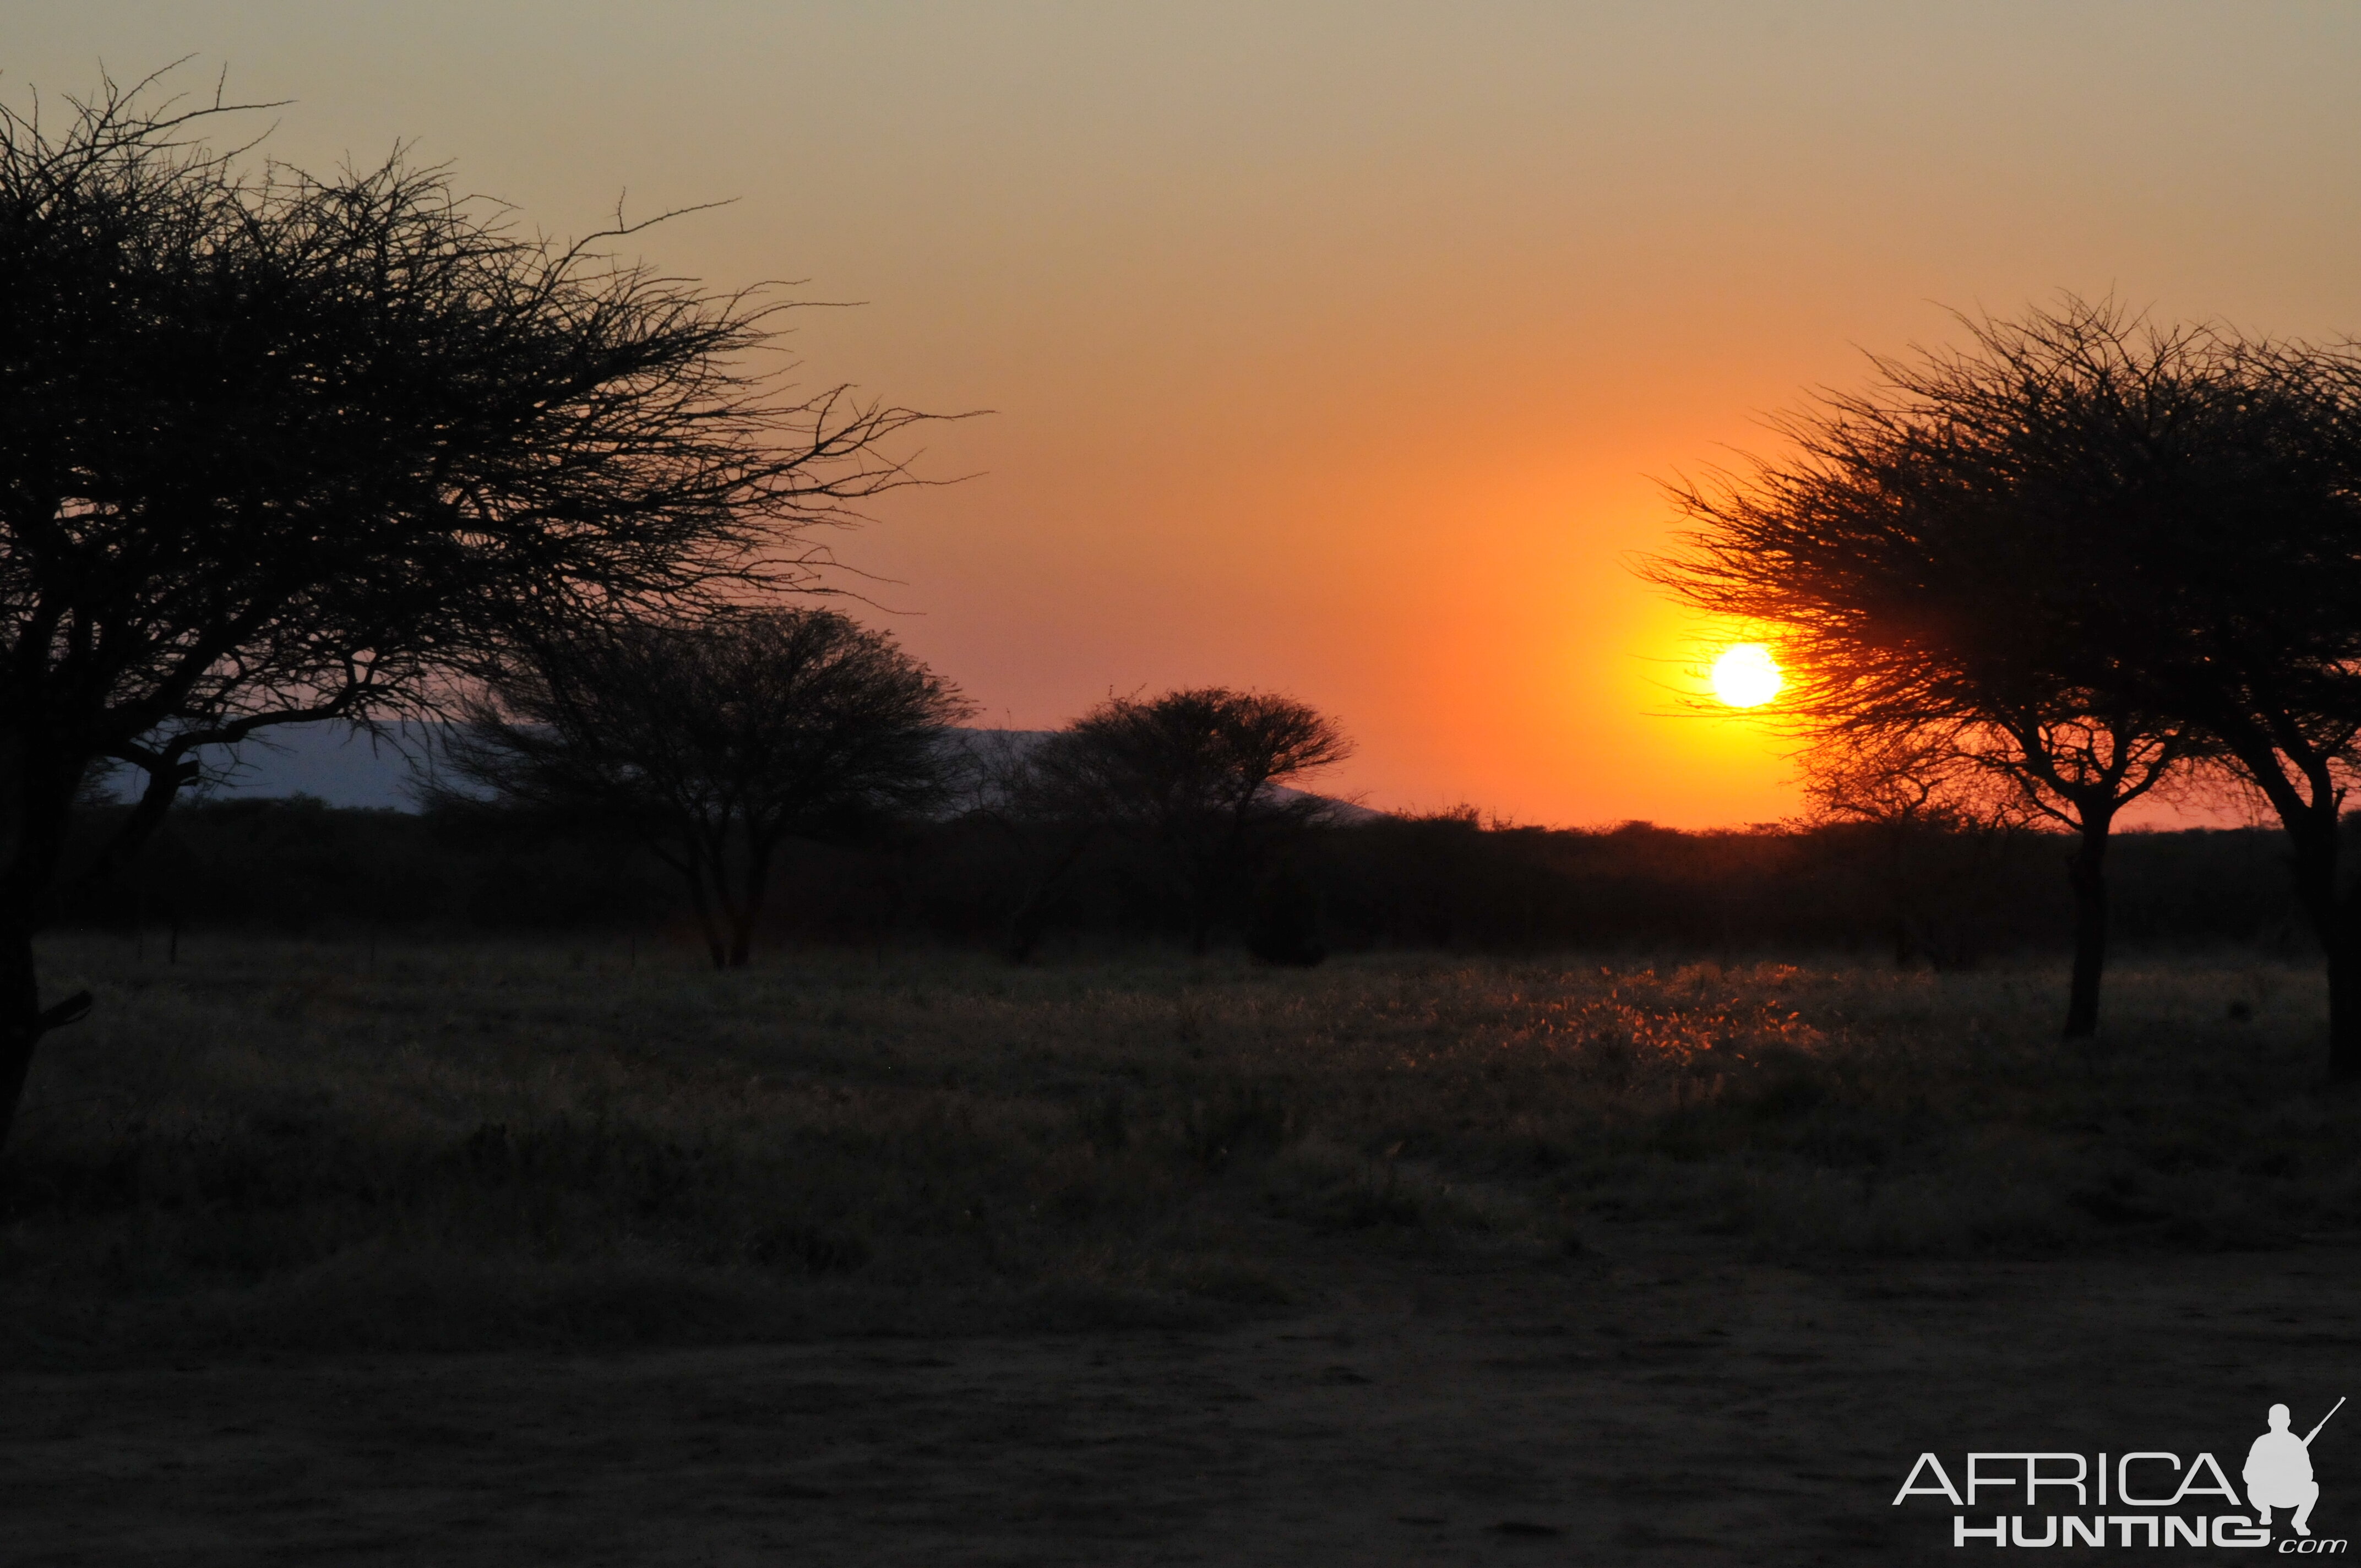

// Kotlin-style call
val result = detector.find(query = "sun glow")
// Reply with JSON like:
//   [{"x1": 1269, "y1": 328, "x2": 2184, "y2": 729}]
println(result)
[{"x1": 1710, "y1": 643, "x2": 1783, "y2": 708}]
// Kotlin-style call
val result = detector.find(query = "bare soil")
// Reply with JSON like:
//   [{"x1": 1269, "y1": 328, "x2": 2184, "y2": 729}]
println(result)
[{"x1": 11, "y1": 1227, "x2": 2360, "y2": 1566}]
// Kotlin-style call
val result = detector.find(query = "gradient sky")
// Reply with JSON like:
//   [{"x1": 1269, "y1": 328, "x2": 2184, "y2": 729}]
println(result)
[{"x1": 9, "y1": 3, "x2": 2361, "y2": 826}]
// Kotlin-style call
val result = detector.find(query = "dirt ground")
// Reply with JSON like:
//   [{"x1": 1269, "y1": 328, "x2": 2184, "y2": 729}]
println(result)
[{"x1": 11, "y1": 1228, "x2": 2361, "y2": 1566}]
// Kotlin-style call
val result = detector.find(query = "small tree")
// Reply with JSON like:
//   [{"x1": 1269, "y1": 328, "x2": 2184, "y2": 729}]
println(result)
[
  {"x1": 0, "y1": 72, "x2": 935, "y2": 1150},
  {"x1": 1012, "y1": 688, "x2": 1352, "y2": 954},
  {"x1": 435, "y1": 608, "x2": 970, "y2": 967}
]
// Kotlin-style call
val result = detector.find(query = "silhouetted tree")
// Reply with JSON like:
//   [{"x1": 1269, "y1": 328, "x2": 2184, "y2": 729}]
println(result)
[
  {"x1": 1646, "y1": 301, "x2": 2219, "y2": 1036},
  {"x1": 433, "y1": 608, "x2": 970, "y2": 967},
  {"x1": 1011, "y1": 689, "x2": 1352, "y2": 954},
  {"x1": 0, "y1": 72, "x2": 935, "y2": 1150}
]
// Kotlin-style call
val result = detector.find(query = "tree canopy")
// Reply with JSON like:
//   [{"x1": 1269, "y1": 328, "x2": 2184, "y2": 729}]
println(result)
[
  {"x1": 1009, "y1": 688, "x2": 1352, "y2": 955},
  {"x1": 434, "y1": 608, "x2": 970, "y2": 968}
]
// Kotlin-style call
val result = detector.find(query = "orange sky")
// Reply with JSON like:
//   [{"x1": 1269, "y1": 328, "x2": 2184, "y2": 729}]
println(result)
[{"x1": 13, "y1": 3, "x2": 2361, "y2": 825}]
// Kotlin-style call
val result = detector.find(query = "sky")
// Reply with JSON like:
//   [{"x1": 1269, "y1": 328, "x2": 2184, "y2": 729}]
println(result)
[{"x1": 9, "y1": 3, "x2": 2361, "y2": 827}]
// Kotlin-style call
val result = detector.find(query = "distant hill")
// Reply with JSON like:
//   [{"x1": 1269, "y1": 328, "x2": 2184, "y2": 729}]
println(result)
[
  {"x1": 90, "y1": 723, "x2": 446, "y2": 810},
  {"x1": 93, "y1": 723, "x2": 1380, "y2": 820}
]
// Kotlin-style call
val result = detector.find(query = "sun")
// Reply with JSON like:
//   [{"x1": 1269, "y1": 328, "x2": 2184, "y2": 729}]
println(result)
[{"x1": 1709, "y1": 643, "x2": 1783, "y2": 708}]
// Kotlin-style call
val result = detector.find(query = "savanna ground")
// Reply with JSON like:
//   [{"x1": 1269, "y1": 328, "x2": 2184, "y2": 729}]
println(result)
[{"x1": 6, "y1": 938, "x2": 2361, "y2": 1564}]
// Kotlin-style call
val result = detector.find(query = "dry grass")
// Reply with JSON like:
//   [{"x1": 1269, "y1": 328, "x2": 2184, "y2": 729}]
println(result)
[{"x1": 3, "y1": 936, "x2": 2353, "y2": 1363}]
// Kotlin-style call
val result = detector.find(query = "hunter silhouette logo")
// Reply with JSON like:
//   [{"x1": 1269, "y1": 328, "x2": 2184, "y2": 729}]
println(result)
[
  {"x1": 2251, "y1": 1400, "x2": 2342, "y2": 1539},
  {"x1": 1892, "y1": 1397, "x2": 2348, "y2": 1550}
]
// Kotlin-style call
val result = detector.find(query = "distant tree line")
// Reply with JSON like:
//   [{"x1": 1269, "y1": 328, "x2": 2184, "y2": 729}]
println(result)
[
  {"x1": 56, "y1": 793, "x2": 2316, "y2": 963},
  {"x1": 426, "y1": 629, "x2": 1353, "y2": 970}
]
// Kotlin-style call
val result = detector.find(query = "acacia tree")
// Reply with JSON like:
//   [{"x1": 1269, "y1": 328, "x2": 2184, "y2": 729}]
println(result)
[
  {"x1": 1009, "y1": 688, "x2": 1352, "y2": 955},
  {"x1": 432, "y1": 608, "x2": 970, "y2": 968},
  {"x1": 1646, "y1": 302, "x2": 2209, "y2": 1036},
  {"x1": 0, "y1": 73, "x2": 935, "y2": 1150}
]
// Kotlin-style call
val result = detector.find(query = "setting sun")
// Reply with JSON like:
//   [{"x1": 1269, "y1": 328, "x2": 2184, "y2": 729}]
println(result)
[{"x1": 1710, "y1": 644, "x2": 1784, "y2": 709}]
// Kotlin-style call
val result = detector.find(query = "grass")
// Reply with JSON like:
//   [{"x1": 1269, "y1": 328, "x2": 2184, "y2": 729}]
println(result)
[{"x1": 3, "y1": 935, "x2": 2355, "y2": 1363}]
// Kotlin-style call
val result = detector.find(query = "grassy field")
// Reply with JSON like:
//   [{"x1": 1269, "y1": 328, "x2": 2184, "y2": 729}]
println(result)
[{"x1": 3, "y1": 936, "x2": 2352, "y2": 1365}]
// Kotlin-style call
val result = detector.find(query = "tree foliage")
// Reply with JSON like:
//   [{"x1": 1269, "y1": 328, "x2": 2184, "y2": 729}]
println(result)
[
  {"x1": 434, "y1": 608, "x2": 970, "y2": 968},
  {"x1": 1007, "y1": 688, "x2": 1353, "y2": 955}
]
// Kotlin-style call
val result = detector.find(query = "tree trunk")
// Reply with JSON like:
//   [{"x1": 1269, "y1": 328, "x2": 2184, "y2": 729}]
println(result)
[
  {"x1": 1003, "y1": 890, "x2": 1051, "y2": 964},
  {"x1": 0, "y1": 751, "x2": 96, "y2": 1157},
  {"x1": 2061, "y1": 809, "x2": 2114, "y2": 1038},
  {"x1": 2279, "y1": 805, "x2": 2356, "y2": 1081},
  {"x1": 1002, "y1": 828, "x2": 1094, "y2": 964},
  {"x1": 1185, "y1": 852, "x2": 1218, "y2": 956},
  {"x1": 1186, "y1": 869, "x2": 1216, "y2": 955},
  {"x1": 2207, "y1": 728, "x2": 2357, "y2": 1081},
  {"x1": 679, "y1": 857, "x2": 728, "y2": 970},
  {"x1": 0, "y1": 922, "x2": 42, "y2": 1157},
  {"x1": 725, "y1": 836, "x2": 775, "y2": 970},
  {"x1": 2332, "y1": 892, "x2": 2361, "y2": 1084},
  {"x1": 0, "y1": 921, "x2": 90, "y2": 1158},
  {"x1": 1883, "y1": 821, "x2": 1916, "y2": 970}
]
